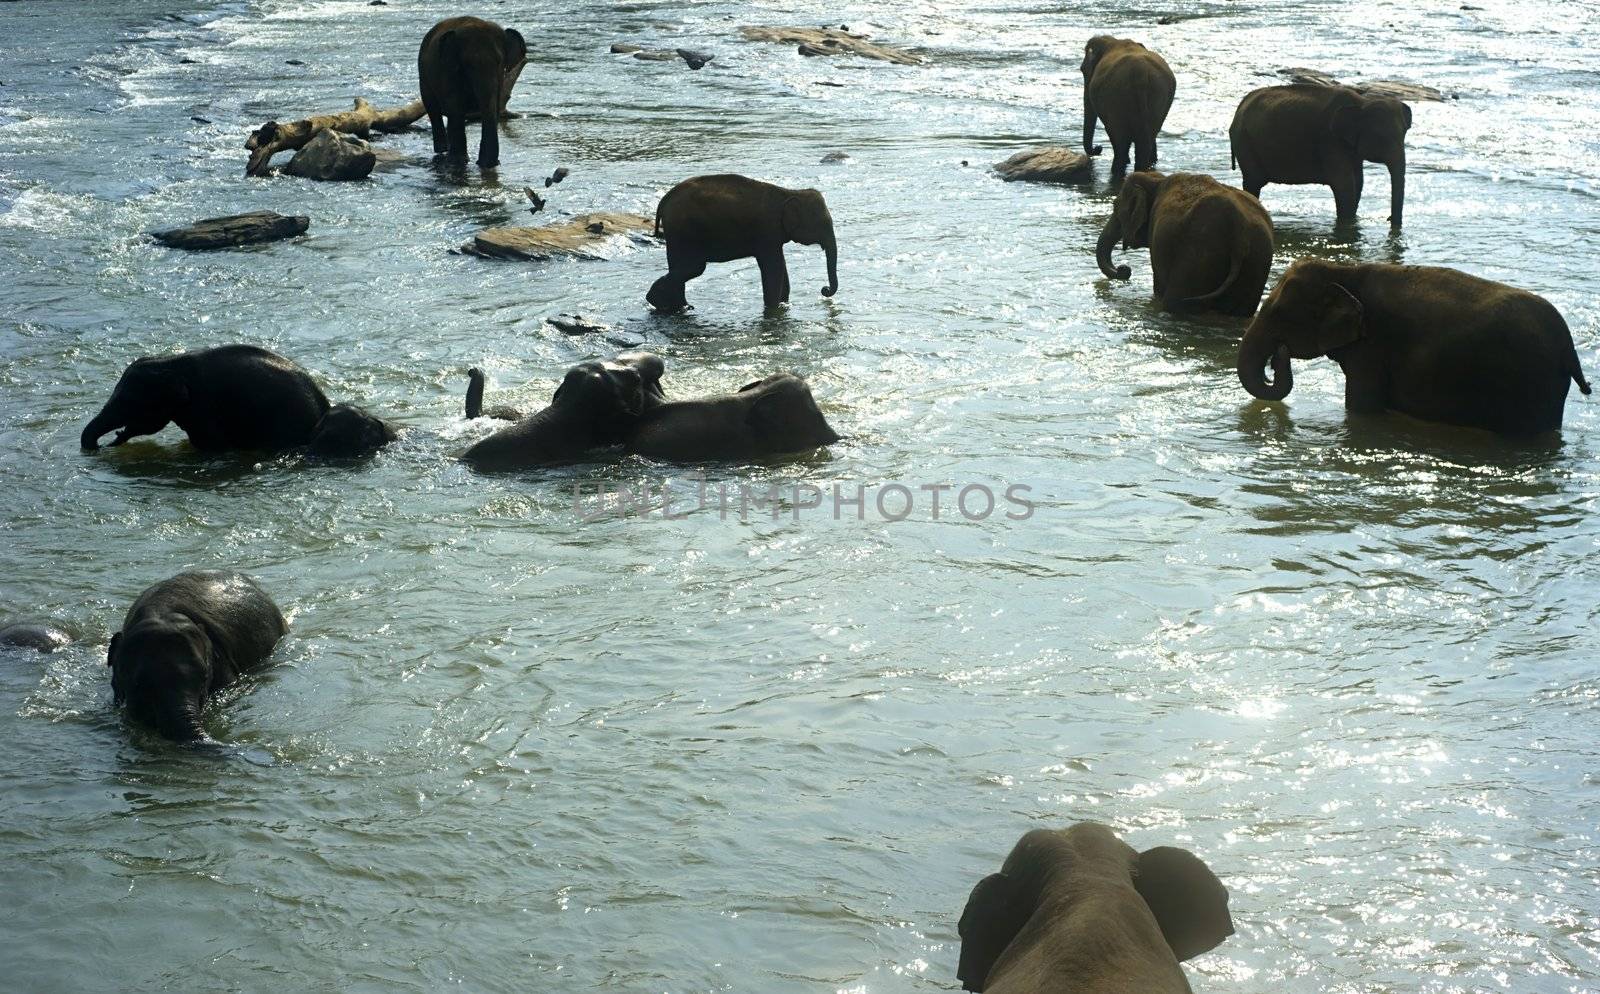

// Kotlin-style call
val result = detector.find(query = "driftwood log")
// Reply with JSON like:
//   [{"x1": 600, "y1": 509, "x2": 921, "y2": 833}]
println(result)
[{"x1": 245, "y1": 97, "x2": 424, "y2": 176}]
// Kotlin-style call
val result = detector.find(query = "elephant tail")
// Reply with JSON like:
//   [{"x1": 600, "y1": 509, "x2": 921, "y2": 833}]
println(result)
[
  {"x1": 1571, "y1": 347, "x2": 1593, "y2": 396},
  {"x1": 1182, "y1": 247, "x2": 1243, "y2": 308},
  {"x1": 1553, "y1": 311, "x2": 1593, "y2": 395},
  {"x1": 653, "y1": 189, "x2": 673, "y2": 238}
]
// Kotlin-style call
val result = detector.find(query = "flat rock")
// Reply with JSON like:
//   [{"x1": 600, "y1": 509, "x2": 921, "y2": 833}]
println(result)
[
  {"x1": 151, "y1": 210, "x2": 310, "y2": 250},
  {"x1": 464, "y1": 212, "x2": 656, "y2": 261},
  {"x1": 611, "y1": 42, "x2": 644, "y2": 54},
  {"x1": 546, "y1": 313, "x2": 612, "y2": 336},
  {"x1": 632, "y1": 49, "x2": 679, "y2": 62},
  {"x1": 1280, "y1": 67, "x2": 1445, "y2": 102},
  {"x1": 739, "y1": 26, "x2": 923, "y2": 66},
  {"x1": 285, "y1": 128, "x2": 377, "y2": 181},
  {"x1": 993, "y1": 147, "x2": 1093, "y2": 183}
]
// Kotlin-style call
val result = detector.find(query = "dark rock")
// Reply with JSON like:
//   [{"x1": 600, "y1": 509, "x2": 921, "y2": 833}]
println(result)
[
  {"x1": 285, "y1": 59, "x2": 305, "y2": 66},
  {"x1": 820, "y1": 150, "x2": 850, "y2": 163},
  {"x1": 151, "y1": 211, "x2": 310, "y2": 250},
  {"x1": 191, "y1": 115, "x2": 211, "y2": 124},
  {"x1": 1157, "y1": 15, "x2": 1180, "y2": 24},
  {"x1": 632, "y1": 50, "x2": 678, "y2": 62},
  {"x1": 179, "y1": 58, "x2": 199, "y2": 64},
  {"x1": 816, "y1": 80, "x2": 844, "y2": 87},
  {"x1": 285, "y1": 128, "x2": 377, "y2": 181},
  {"x1": 611, "y1": 42, "x2": 643, "y2": 54},
  {"x1": 546, "y1": 313, "x2": 611, "y2": 336},
  {"x1": 677, "y1": 48, "x2": 714, "y2": 69},
  {"x1": 369, "y1": 0, "x2": 387, "y2": 5}
]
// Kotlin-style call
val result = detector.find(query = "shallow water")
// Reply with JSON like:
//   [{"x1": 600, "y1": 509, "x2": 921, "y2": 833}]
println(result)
[{"x1": 2, "y1": 0, "x2": 1598, "y2": 990}]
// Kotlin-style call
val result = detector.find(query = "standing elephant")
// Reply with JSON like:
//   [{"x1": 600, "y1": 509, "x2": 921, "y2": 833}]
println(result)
[
  {"x1": 1238, "y1": 259, "x2": 1592, "y2": 433},
  {"x1": 1080, "y1": 36, "x2": 1176, "y2": 175},
  {"x1": 461, "y1": 352, "x2": 666, "y2": 471},
  {"x1": 1097, "y1": 171, "x2": 1275, "y2": 316},
  {"x1": 81, "y1": 345, "x2": 397, "y2": 457},
  {"x1": 647, "y1": 174, "x2": 839, "y2": 313},
  {"x1": 1230, "y1": 84, "x2": 1411, "y2": 227},
  {"x1": 417, "y1": 16, "x2": 527, "y2": 168},
  {"x1": 108, "y1": 571, "x2": 287, "y2": 742},
  {"x1": 957, "y1": 822, "x2": 1233, "y2": 994},
  {"x1": 624, "y1": 373, "x2": 840, "y2": 461}
]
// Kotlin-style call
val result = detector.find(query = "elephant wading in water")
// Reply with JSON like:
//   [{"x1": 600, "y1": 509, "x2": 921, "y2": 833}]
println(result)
[
  {"x1": 624, "y1": 373, "x2": 840, "y2": 461},
  {"x1": 418, "y1": 16, "x2": 527, "y2": 168},
  {"x1": 1097, "y1": 171, "x2": 1275, "y2": 316},
  {"x1": 1231, "y1": 84, "x2": 1411, "y2": 227},
  {"x1": 81, "y1": 345, "x2": 397, "y2": 458},
  {"x1": 647, "y1": 174, "x2": 839, "y2": 313},
  {"x1": 1238, "y1": 259, "x2": 1592, "y2": 433},
  {"x1": 461, "y1": 352, "x2": 666, "y2": 471},
  {"x1": 108, "y1": 571, "x2": 287, "y2": 742},
  {"x1": 1081, "y1": 36, "x2": 1176, "y2": 175},
  {"x1": 957, "y1": 822, "x2": 1233, "y2": 994}
]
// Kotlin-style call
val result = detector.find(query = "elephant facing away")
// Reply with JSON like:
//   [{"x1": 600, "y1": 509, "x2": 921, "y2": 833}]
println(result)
[
  {"x1": 461, "y1": 352, "x2": 666, "y2": 471},
  {"x1": 647, "y1": 174, "x2": 839, "y2": 313},
  {"x1": 1238, "y1": 259, "x2": 1592, "y2": 433},
  {"x1": 1097, "y1": 171, "x2": 1275, "y2": 316},
  {"x1": 108, "y1": 571, "x2": 287, "y2": 742},
  {"x1": 418, "y1": 16, "x2": 527, "y2": 168},
  {"x1": 1230, "y1": 84, "x2": 1411, "y2": 227},
  {"x1": 81, "y1": 345, "x2": 397, "y2": 458},
  {"x1": 958, "y1": 822, "x2": 1233, "y2": 994},
  {"x1": 624, "y1": 373, "x2": 840, "y2": 461},
  {"x1": 1081, "y1": 36, "x2": 1176, "y2": 175}
]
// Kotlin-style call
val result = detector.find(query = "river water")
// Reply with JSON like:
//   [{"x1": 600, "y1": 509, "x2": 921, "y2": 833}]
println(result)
[{"x1": 1, "y1": 0, "x2": 1597, "y2": 990}]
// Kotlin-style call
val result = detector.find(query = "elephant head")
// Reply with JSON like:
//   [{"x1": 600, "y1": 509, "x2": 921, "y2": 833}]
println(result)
[
  {"x1": 305, "y1": 405, "x2": 399, "y2": 459},
  {"x1": 1096, "y1": 170, "x2": 1163, "y2": 280},
  {"x1": 1079, "y1": 36, "x2": 1116, "y2": 155},
  {"x1": 957, "y1": 824, "x2": 1233, "y2": 993},
  {"x1": 108, "y1": 618, "x2": 215, "y2": 741},
  {"x1": 611, "y1": 351, "x2": 668, "y2": 409},
  {"x1": 554, "y1": 358, "x2": 649, "y2": 419},
  {"x1": 737, "y1": 373, "x2": 841, "y2": 451},
  {"x1": 1237, "y1": 260, "x2": 1364, "y2": 402},
  {"x1": 1331, "y1": 96, "x2": 1411, "y2": 227},
  {"x1": 782, "y1": 190, "x2": 839, "y2": 297},
  {"x1": 81, "y1": 355, "x2": 192, "y2": 450}
]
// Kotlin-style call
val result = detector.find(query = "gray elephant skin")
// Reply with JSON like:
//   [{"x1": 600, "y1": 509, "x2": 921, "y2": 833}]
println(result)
[
  {"x1": 1081, "y1": 36, "x2": 1176, "y2": 175},
  {"x1": 624, "y1": 373, "x2": 840, "y2": 461},
  {"x1": 418, "y1": 16, "x2": 526, "y2": 168}
]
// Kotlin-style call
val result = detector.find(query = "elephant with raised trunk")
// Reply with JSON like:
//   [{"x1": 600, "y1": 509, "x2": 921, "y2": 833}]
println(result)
[
  {"x1": 647, "y1": 174, "x2": 838, "y2": 313},
  {"x1": 1231, "y1": 84, "x2": 1412, "y2": 227},
  {"x1": 1080, "y1": 36, "x2": 1176, "y2": 175},
  {"x1": 1097, "y1": 171, "x2": 1275, "y2": 316},
  {"x1": 624, "y1": 373, "x2": 840, "y2": 461},
  {"x1": 418, "y1": 16, "x2": 527, "y2": 168},
  {"x1": 1238, "y1": 259, "x2": 1592, "y2": 434},
  {"x1": 957, "y1": 822, "x2": 1233, "y2": 994},
  {"x1": 108, "y1": 571, "x2": 287, "y2": 742}
]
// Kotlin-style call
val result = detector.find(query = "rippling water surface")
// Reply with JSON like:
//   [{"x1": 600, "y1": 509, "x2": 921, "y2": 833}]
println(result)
[{"x1": 2, "y1": 0, "x2": 1598, "y2": 990}]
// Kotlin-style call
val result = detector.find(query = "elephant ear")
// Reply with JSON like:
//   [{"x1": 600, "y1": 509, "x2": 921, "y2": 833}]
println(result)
[
  {"x1": 1330, "y1": 102, "x2": 1364, "y2": 149},
  {"x1": 1133, "y1": 846, "x2": 1234, "y2": 962},
  {"x1": 504, "y1": 28, "x2": 527, "y2": 66},
  {"x1": 106, "y1": 631, "x2": 120, "y2": 667},
  {"x1": 781, "y1": 197, "x2": 807, "y2": 244},
  {"x1": 1310, "y1": 281, "x2": 1365, "y2": 355},
  {"x1": 1115, "y1": 179, "x2": 1153, "y2": 250},
  {"x1": 1400, "y1": 102, "x2": 1413, "y2": 130},
  {"x1": 957, "y1": 871, "x2": 1027, "y2": 992},
  {"x1": 438, "y1": 28, "x2": 459, "y2": 64}
]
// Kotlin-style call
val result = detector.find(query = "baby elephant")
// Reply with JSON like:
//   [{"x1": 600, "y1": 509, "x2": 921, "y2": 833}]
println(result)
[
  {"x1": 81, "y1": 344, "x2": 397, "y2": 458},
  {"x1": 648, "y1": 174, "x2": 839, "y2": 312},
  {"x1": 418, "y1": 16, "x2": 526, "y2": 167},
  {"x1": 958, "y1": 822, "x2": 1233, "y2": 994},
  {"x1": 461, "y1": 352, "x2": 666, "y2": 471},
  {"x1": 108, "y1": 570, "x2": 287, "y2": 742},
  {"x1": 1238, "y1": 259, "x2": 1592, "y2": 433},
  {"x1": 1080, "y1": 35, "x2": 1176, "y2": 175},
  {"x1": 1097, "y1": 171, "x2": 1275, "y2": 316},
  {"x1": 624, "y1": 373, "x2": 840, "y2": 461}
]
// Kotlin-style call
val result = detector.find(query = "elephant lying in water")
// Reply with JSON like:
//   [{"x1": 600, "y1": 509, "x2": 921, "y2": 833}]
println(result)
[
  {"x1": 108, "y1": 570, "x2": 287, "y2": 742},
  {"x1": 1097, "y1": 171, "x2": 1275, "y2": 316},
  {"x1": 1238, "y1": 259, "x2": 1592, "y2": 433},
  {"x1": 81, "y1": 344, "x2": 398, "y2": 459},
  {"x1": 1080, "y1": 35, "x2": 1176, "y2": 175},
  {"x1": 624, "y1": 373, "x2": 841, "y2": 461},
  {"x1": 0, "y1": 622, "x2": 73, "y2": 653},
  {"x1": 958, "y1": 822, "x2": 1233, "y2": 993}
]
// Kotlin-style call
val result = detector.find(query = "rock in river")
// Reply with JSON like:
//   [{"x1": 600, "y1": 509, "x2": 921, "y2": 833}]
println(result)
[
  {"x1": 151, "y1": 211, "x2": 310, "y2": 250},
  {"x1": 463, "y1": 212, "x2": 656, "y2": 261},
  {"x1": 285, "y1": 128, "x2": 377, "y2": 181},
  {"x1": 739, "y1": 26, "x2": 923, "y2": 65},
  {"x1": 992, "y1": 147, "x2": 1093, "y2": 183}
]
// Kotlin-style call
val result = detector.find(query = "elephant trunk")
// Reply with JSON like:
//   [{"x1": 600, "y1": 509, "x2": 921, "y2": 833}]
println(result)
[
  {"x1": 1082, "y1": 88, "x2": 1102, "y2": 156},
  {"x1": 820, "y1": 232, "x2": 838, "y2": 297},
  {"x1": 1237, "y1": 330, "x2": 1294, "y2": 401},
  {"x1": 1387, "y1": 154, "x2": 1406, "y2": 228},
  {"x1": 465, "y1": 368, "x2": 486, "y2": 419},
  {"x1": 81, "y1": 408, "x2": 119, "y2": 450},
  {"x1": 1096, "y1": 216, "x2": 1131, "y2": 280}
]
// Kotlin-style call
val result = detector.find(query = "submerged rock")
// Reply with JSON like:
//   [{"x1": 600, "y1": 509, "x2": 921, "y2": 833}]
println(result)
[
  {"x1": 463, "y1": 212, "x2": 657, "y2": 261},
  {"x1": 285, "y1": 128, "x2": 377, "y2": 181},
  {"x1": 611, "y1": 42, "x2": 644, "y2": 54},
  {"x1": 151, "y1": 211, "x2": 310, "y2": 250},
  {"x1": 546, "y1": 313, "x2": 612, "y2": 336},
  {"x1": 993, "y1": 147, "x2": 1093, "y2": 183},
  {"x1": 820, "y1": 150, "x2": 851, "y2": 163},
  {"x1": 677, "y1": 48, "x2": 714, "y2": 69},
  {"x1": 739, "y1": 26, "x2": 923, "y2": 66}
]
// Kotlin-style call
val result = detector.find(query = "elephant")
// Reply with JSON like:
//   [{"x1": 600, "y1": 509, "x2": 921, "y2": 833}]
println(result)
[
  {"x1": 1230, "y1": 84, "x2": 1411, "y2": 227},
  {"x1": 417, "y1": 16, "x2": 527, "y2": 168},
  {"x1": 107, "y1": 570, "x2": 287, "y2": 742},
  {"x1": 647, "y1": 174, "x2": 839, "y2": 313},
  {"x1": 0, "y1": 622, "x2": 73, "y2": 653},
  {"x1": 957, "y1": 822, "x2": 1233, "y2": 994},
  {"x1": 1080, "y1": 36, "x2": 1176, "y2": 175},
  {"x1": 1097, "y1": 171, "x2": 1275, "y2": 316},
  {"x1": 81, "y1": 345, "x2": 397, "y2": 458},
  {"x1": 461, "y1": 352, "x2": 666, "y2": 471},
  {"x1": 1237, "y1": 259, "x2": 1592, "y2": 433},
  {"x1": 465, "y1": 367, "x2": 526, "y2": 421},
  {"x1": 624, "y1": 373, "x2": 840, "y2": 461}
]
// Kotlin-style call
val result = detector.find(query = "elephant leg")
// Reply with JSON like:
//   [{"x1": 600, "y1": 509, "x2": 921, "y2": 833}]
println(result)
[
  {"x1": 757, "y1": 251, "x2": 790, "y2": 307},
  {"x1": 470, "y1": 74, "x2": 502, "y2": 168},
  {"x1": 427, "y1": 110, "x2": 447, "y2": 155},
  {"x1": 1332, "y1": 168, "x2": 1364, "y2": 220},
  {"x1": 446, "y1": 115, "x2": 469, "y2": 160},
  {"x1": 648, "y1": 243, "x2": 704, "y2": 312},
  {"x1": 1110, "y1": 140, "x2": 1132, "y2": 177},
  {"x1": 1338, "y1": 353, "x2": 1387, "y2": 414},
  {"x1": 1134, "y1": 133, "x2": 1157, "y2": 172}
]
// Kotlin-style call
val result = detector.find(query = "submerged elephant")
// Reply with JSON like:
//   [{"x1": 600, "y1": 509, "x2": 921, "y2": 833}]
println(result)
[
  {"x1": 1097, "y1": 171, "x2": 1275, "y2": 316},
  {"x1": 624, "y1": 373, "x2": 840, "y2": 461},
  {"x1": 81, "y1": 345, "x2": 397, "y2": 458},
  {"x1": 1238, "y1": 259, "x2": 1591, "y2": 433},
  {"x1": 1230, "y1": 84, "x2": 1411, "y2": 227},
  {"x1": 1080, "y1": 36, "x2": 1176, "y2": 175},
  {"x1": 647, "y1": 174, "x2": 839, "y2": 313},
  {"x1": 108, "y1": 570, "x2": 287, "y2": 741},
  {"x1": 0, "y1": 622, "x2": 73, "y2": 653},
  {"x1": 958, "y1": 822, "x2": 1233, "y2": 994},
  {"x1": 461, "y1": 352, "x2": 666, "y2": 471},
  {"x1": 418, "y1": 16, "x2": 527, "y2": 168}
]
